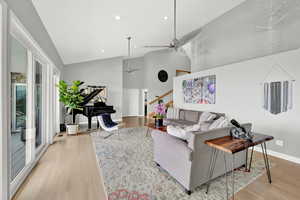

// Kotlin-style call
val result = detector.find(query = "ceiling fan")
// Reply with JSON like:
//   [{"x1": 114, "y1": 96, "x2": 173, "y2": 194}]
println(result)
[
  {"x1": 144, "y1": 0, "x2": 200, "y2": 51},
  {"x1": 125, "y1": 36, "x2": 140, "y2": 74},
  {"x1": 256, "y1": 0, "x2": 289, "y2": 31}
]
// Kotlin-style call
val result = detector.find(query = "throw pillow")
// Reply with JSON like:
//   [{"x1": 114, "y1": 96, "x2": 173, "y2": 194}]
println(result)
[
  {"x1": 184, "y1": 124, "x2": 201, "y2": 132},
  {"x1": 167, "y1": 125, "x2": 188, "y2": 140},
  {"x1": 198, "y1": 112, "x2": 217, "y2": 124},
  {"x1": 208, "y1": 117, "x2": 229, "y2": 130},
  {"x1": 166, "y1": 107, "x2": 179, "y2": 119},
  {"x1": 200, "y1": 122, "x2": 211, "y2": 131},
  {"x1": 166, "y1": 107, "x2": 174, "y2": 119}
]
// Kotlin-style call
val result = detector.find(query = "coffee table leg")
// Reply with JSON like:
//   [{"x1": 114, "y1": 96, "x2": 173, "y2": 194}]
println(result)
[
  {"x1": 245, "y1": 146, "x2": 254, "y2": 172},
  {"x1": 261, "y1": 142, "x2": 272, "y2": 183},
  {"x1": 245, "y1": 148, "x2": 248, "y2": 172},
  {"x1": 146, "y1": 127, "x2": 150, "y2": 137},
  {"x1": 223, "y1": 152, "x2": 229, "y2": 200},
  {"x1": 248, "y1": 146, "x2": 254, "y2": 172},
  {"x1": 232, "y1": 154, "x2": 235, "y2": 200},
  {"x1": 206, "y1": 148, "x2": 219, "y2": 194}
]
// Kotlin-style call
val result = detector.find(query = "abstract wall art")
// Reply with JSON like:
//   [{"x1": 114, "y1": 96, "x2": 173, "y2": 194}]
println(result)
[{"x1": 182, "y1": 75, "x2": 216, "y2": 104}]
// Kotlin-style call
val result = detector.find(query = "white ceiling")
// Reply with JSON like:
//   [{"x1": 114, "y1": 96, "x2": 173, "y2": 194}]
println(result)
[{"x1": 32, "y1": 0, "x2": 245, "y2": 65}]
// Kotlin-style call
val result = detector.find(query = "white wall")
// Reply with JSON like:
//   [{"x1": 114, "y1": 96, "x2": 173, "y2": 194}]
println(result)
[
  {"x1": 10, "y1": 36, "x2": 27, "y2": 73},
  {"x1": 144, "y1": 49, "x2": 191, "y2": 107},
  {"x1": 185, "y1": 0, "x2": 300, "y2": 73},
  {"x1": 4, "y1": 0, "x2": 64, "y2": 70},
  {"x1": 122, "y1": 50, "x2": 191, "y2": 116},
  {"x1": 174, "y1": 48, "x2": 300, "y2": 158},
  {"x1": 64, "y1": 57, "x2": 123, "y2": 121},
  {"x1": 123, "y1": 57, "x2": 145, "y2": 89}
]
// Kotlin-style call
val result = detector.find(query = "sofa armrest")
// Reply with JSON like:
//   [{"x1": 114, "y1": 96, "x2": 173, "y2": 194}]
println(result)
[
  {"x1": 151, "y1": 130, "x2": 193, "y2": 160},
  {"x1": 151, "y1": 130, "x2": 194, "y2": 190}
]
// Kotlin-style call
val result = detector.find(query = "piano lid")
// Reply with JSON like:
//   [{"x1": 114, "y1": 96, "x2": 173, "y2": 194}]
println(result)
[{"x1": 79, "y1": 85, "x2": 107, "y2": 106}]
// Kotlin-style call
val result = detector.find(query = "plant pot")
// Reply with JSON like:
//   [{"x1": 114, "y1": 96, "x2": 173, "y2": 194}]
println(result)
[
  {"x1": 155, "y1": 118, "x2": 163, "y2": 127},
  {"x1": 66, "y1": 124, "x2": 79, "y2": 135}
]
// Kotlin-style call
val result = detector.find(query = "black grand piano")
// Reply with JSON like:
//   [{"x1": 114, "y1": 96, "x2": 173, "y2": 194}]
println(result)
[{"x1": 72, "y1": 84, "x2": 116, "y2": 130}]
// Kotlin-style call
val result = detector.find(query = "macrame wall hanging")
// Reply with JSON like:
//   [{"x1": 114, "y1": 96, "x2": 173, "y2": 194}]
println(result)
[
  {"x1": 260, "y1": 0, "x2": 296, "y2": 115},
  {"x1": 262, "y1": 65, "x2": 295, "y2": 115}
]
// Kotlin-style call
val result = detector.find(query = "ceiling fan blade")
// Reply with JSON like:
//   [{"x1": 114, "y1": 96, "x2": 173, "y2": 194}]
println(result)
[
  {"x1": 177, "y1": 27, "x2": 202, "y2": 47},
  {"x1": 144, "y1": 45, "x2": 172, "y2": 48}
]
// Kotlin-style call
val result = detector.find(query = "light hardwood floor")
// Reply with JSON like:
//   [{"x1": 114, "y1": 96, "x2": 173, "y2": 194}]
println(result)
[{"x1": 13, "y1": 117, "x2": 300, "y2": 200}]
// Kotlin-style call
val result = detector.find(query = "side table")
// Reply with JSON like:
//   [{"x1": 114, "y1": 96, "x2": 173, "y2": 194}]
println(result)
[{"x1": 205, "y1": 133, "x2": 274, "y2": 200}]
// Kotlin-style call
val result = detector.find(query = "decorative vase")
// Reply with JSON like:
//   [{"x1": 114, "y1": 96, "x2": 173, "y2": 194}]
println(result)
[
  {"x1": 66, "y1": 124, "x2": 79, "y2": 135},
  {"x1": 155, "y1": 118, "x2": 163, "y2": 127}
]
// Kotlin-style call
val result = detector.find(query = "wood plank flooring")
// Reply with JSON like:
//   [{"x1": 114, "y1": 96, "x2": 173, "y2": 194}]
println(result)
[{"x1": 13, "y1": 117, "x2": 300, "y2": 200}]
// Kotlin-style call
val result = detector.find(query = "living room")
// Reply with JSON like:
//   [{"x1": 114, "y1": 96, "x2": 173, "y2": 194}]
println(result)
[{"x1": 1, "y1": 0, "x2": 300, "y2": 200}]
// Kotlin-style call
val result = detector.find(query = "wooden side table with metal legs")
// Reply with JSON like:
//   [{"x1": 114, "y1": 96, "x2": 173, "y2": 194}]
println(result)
[{"x1": 205, "y1": 133, "x2": 274, "y2": 200}]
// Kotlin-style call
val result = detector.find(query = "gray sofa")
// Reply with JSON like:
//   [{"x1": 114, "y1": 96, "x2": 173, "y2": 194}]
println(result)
[{"x1": 151, "y1": 109, "x2": 251, "y2": 194}]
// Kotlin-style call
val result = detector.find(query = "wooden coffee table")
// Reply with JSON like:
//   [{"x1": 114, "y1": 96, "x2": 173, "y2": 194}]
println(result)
[{"x1": 145, "y1": 123, "x2": 167, "y2": 137}]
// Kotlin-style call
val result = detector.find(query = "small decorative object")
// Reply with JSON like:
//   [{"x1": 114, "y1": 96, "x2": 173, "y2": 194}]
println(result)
[
  {"x1": 154, "y1": 100, "x2": 166, "y2": 127},
  {"x1": 182, "y1": 75, "x2": 216, "y2": 104},
  {"x1": 230, "y1": 119, "x2": 253, "y2": 141},
  {"x1": 56, "y1": 80, "x2": 84, "y2": 135},
  {"x1": 158, "y1": 70, "x2": 168, "y2": 82}
]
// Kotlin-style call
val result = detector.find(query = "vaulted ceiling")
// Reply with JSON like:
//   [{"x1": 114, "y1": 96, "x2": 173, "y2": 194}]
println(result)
[{"x1": 32, "y1": 0, "x2": 245, "y2": 64}]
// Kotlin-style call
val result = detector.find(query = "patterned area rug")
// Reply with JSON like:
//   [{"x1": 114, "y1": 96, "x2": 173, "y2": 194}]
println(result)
[{"x1": 91, "y1": 127, "x2": 271, "y2": 200}]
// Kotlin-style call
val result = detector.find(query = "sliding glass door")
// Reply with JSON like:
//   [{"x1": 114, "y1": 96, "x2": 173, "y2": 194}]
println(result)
[
  {"x1": 8, "y1": 11, "x2": 60, "y2": 197},
  {"x1": 9, "y1": 36, "x2": 46, "y2": 182},
  {"x1": 34, "y1": 59, "x2": 44, "y2": 151},
  {"x1": 10, "y1": 36, "x2": 28, "y2": 181}
]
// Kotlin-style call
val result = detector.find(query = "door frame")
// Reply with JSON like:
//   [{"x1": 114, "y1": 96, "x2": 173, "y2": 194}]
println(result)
[
  {"x1": 32, "y1": 55, "x2": 47, "y2": 156},
  {"x1": 141, "y1": 89, "x2": 148, "y2": 117},
  {"x1": 0, "y1": 1, "x2": 9, "y2": 200}
]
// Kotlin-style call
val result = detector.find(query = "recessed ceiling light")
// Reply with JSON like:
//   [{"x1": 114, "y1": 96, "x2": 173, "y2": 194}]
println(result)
[
  {"x1": 101, "y1": 49, "x2": 105, "y2": 53},
  {"x1": 115, "y1": 15, "x2": 121, "y2": 20},
  {"x1": 164, "y1": 16, "x2": 168, "y2": 20}
]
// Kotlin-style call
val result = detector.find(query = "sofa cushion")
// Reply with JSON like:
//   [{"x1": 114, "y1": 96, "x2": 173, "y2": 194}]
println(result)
[
  {"x1": 209, "y1": 117, "x2": 229, "y2": 130},
  {"x1": 167, "y1": 125, "x2": 189, "y2": 140},
  {"x1": 184, "y1": 110, "x2": 200, "y2": 122},
  {"x1": 166, "y1": 107, "x2": 180, "y2": 119},
  {"x1": 184, "y1": 124, "x2": 201, "y2": 132},
  {"x1": 200, "y1": 122, "x2": 211, "y2": 131},
  {"x1": 164, "y1": 119, "x2": 196, "y2": 127},
  {"x1": 198, "y1": 112, "x2": 217, "y2": 124}
]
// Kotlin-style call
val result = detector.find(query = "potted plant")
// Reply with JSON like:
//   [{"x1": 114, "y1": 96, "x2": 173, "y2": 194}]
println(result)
[
  {"x1": 154, "y1": 100, "x2": 166, "y2": 127},
  {"x1": 57, "y1": 80, "x2": 83, "y2": 135}
]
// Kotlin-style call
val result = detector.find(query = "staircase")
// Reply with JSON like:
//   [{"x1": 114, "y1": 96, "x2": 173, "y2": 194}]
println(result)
[
  {"x1": 147, "y1": 90, "x2": 174, "y2": 118},
  {"x1": 147, "y1": 69, "x2": 190, "y2": 118}
]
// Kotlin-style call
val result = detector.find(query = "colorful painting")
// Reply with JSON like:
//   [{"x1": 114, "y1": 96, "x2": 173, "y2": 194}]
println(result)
[{"x1": 182, "y1": 75, "x2": 216, "y2": 104}]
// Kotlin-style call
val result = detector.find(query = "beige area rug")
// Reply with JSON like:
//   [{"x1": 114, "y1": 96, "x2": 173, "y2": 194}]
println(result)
[{"x1": 91, "y1": 127, "x2": 272, "y2": 200}]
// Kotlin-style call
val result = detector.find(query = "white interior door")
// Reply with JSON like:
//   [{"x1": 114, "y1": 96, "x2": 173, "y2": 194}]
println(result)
[{"x1": 123, "y1": 89, "x2": 140, "y2": 116}]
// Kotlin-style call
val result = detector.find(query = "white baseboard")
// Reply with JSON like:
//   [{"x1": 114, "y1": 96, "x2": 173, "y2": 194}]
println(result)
[
  {"x1": 79, "y1": 118, "x2": 122, "y2": 125},
  {"x1": 123, "y1": 115, "x2": 144, "y2": 117},
  {"x1": 254, "y1": 147, "x2": 300, "y2": 164}
]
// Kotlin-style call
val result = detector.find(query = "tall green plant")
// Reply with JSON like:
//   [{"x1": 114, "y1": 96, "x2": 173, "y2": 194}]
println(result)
[{"x1": 57, "y1": 80, "x2": 83, "y2": 124}]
